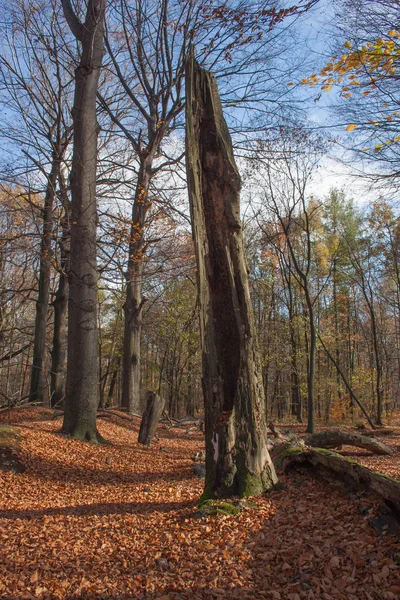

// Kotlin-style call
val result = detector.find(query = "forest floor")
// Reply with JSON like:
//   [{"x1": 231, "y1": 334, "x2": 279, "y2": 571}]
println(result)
[{"x1": 0, "y1": 408, "x2": 399, "y2": 600}]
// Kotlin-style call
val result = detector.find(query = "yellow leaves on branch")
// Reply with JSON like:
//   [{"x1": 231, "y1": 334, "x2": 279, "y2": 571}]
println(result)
[
  {"x1": 301, "y1": 32, "x2": 400, "y2": 91},
  {"x1": 299, "y1": 29, "x2": 400, "y2": 140}
]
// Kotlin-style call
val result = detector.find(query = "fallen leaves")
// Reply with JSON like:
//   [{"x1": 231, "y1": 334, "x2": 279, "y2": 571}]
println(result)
[{"x1": 0, "y1": 410, "x2": 399, "y2": 599}]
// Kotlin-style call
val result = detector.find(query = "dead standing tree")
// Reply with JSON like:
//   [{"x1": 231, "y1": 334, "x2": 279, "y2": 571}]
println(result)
[{"x1": 185, "y1": 52, "x2": 277, "y2": 499}]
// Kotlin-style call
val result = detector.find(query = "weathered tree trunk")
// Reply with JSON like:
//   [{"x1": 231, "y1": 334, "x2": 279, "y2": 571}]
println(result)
[
  {"x1": 185, "y1": 52, "x2": 277, "y2": 499},
  {"x1": 280, "y1": 447, "x2": 400, "y2": 515},
  {"x1": 305, "y1": 430, "x2": 393, "y2": 455},
  {"x1": 122, "y1": 156, "x2": 152, "y2": 414},
  {"x1": 138, "y1": 391, "x2": 165, "y2": 446},
  {"x1": 29, "y1": 156, "x2": 61, "y2": 405},
  {"x1": 61, "y1": 0, "x2": 106, "y2": 442}
]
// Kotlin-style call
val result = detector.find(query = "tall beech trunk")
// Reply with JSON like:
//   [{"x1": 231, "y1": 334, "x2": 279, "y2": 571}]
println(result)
[
  {"x1": 61, "y1": 0, "x2": 106, "y2": 441},
  {"x1": 185, "y1": 53, "x2": 277, "y2": 499},
  {"x1": 29, "y1": 156, "x2": 61, "y2": 404},
  {"x1": 121, "y1": 157, "x2": 152, "y2": 414}
]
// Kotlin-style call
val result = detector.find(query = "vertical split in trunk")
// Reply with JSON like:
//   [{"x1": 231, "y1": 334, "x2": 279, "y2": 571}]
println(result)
[{"x1": 185, "y1": 52, "x2": 277, "y2": 499}]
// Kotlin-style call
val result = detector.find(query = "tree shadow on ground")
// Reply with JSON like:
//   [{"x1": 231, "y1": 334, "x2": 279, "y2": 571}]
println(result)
[
  {"x1": 22, "y1": 453, "x2": 195, "y2": 486},
  {"x1": 0, "y1": 498, "x2": 195, "y2": 520}
]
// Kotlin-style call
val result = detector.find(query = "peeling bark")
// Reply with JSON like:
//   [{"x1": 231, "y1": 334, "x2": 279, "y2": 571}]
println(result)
[{"x1": 185, "y1": 51, "x2": 277, "y2": 499}]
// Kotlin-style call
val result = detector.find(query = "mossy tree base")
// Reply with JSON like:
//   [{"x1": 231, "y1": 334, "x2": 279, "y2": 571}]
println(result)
[{"x1": 195, "y1": 498, "x2": 255, "y2": 518}]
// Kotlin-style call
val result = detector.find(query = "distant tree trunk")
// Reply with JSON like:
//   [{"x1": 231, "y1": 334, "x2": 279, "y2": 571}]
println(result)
[
  {"x1": 50, "y1": 269, "x2": 68, "y2": 408},
  {"x1": 289, "y1": 322, "x2": 302, "y2": 422},
  {"x1": 122, "y1": 156, "x2": 152, "y2": 414},
  {"x1": 305, "y1": 287, "x2": 316, "y2": 433},
  {"x1": 285, "y1": 266, "x2": 302, "y2": 423},
  {"x1": 138, "y1": 391, "x2": 165, "y2": 446},
  {"x1": 185, "y1": 52, "x2": 277, "y2": 499},
  {"x1": 29, "y1": 155, "x2": 61, "y2": 405},
  {"x1": 332, "y1": 260, "x2": 342, "y2": 403},
  {"x1": 50, "y1": 208, "x2": 69, "y2": 408},
  {"x1": 61, "y1": 0, "x2": 106, "y2": 442},
  {"x1": 107, "y1": 355, "x2": 121, "y2": 406}
]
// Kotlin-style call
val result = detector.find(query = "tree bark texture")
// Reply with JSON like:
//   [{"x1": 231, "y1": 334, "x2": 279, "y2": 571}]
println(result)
[
  {"x1": 281, "y1": 447, "x2": 400, "y2": 516},
  {"x1": 50, "y1": 231, "x2": 69, "y2": 408},
  {"x1": 61, "y1": 0, "x2": 106, "y2": 442},
  {"x1": 50, "y1": 184, "x2": 70, "y2": 409},
  {"x1": 122, "y1": 157, "x2": 152, "y2": 414},
  {"x1": 29, "y1": 156, "x2": 61, "y2": 405},
  {"x1": 305, "y1": 430, "x2": 393, "y2": 455},
  {"x1": 185, "y1": 52, "x2": 277, "y2": 499},
  {"x1": 138, "y1": 391, "x2": 165, "y2": 446}
]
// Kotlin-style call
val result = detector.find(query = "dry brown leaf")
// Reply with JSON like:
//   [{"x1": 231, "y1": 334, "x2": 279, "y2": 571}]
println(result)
[{"x1": 30, "y1": 571, "x2": 39, "y2": 584}]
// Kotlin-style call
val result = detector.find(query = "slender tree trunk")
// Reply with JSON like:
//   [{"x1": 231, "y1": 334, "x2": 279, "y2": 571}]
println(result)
[
  {"x1": 289, "y1": 314, "x2": 302, "y2": 422},
  {"x1": 107, "y1": 355, "x2": 121, "y2": 406},
  {"x1": 333, "y1": 259, "x2": 342, "y2": 403},
  {"x1": 61, "y1": 0, "x2": 106, "y2": 442},
  {"x1": 50, "y1": 203, "x2": 70, "y2": 408},
  {"x1": 29, "y1": 156, "x2": 61, "y2": 404},
  {"x1": 50, "y1": 270, "x2": 68, "y2": 408},
  {"x1": 305, "y1": 287, "x2": 316, "y2": 433},
  {"x1": 369, "y1": 304, "x2": 383, "y2": 425},
  {"x1": 100, "y1": 309, "x2": 121, "y2": 406},
  {"x1": 122, "y1": 157, "x2": 153, "y2": 414},
  {"x1": 185, "y1": 53, "x2": 277, "y2": 499}
]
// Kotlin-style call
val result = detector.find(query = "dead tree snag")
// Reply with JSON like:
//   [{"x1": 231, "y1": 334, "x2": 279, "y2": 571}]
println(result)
[{"x1": 185, "y1": 50, "x2": 277, "y2": 499}]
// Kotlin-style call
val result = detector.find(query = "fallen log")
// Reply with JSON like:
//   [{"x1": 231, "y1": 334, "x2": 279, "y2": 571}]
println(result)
[
  {"x1": 97, "y1": 409, "x2": 140, "y2": 422},
  {"x1": 278, "y1": 446, "x2": 400, "y2": 516},
  {"x1": 305, "y1": 430, "x2": 393, "y2": 456}
]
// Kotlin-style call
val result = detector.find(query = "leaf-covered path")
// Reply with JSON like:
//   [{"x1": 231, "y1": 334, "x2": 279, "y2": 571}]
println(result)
[{"x1": 0, "y1": 409, "x2": 399, "y2": 599}]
